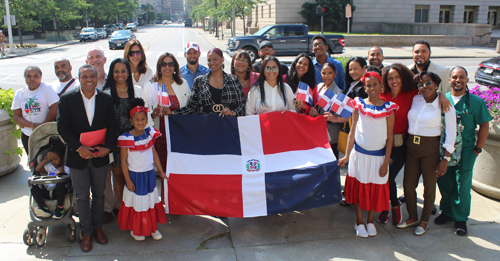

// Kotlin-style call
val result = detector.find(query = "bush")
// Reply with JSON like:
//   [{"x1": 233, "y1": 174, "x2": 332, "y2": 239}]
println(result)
[
  {"x1": 6, "y1": 43, "x2": 38, "y2": 48},
  {"x1": 335, "y1": 55, "x2": 352, "y2": 70},
  {"x1": 46, "y1": 32, "x2": 74, "y2": 41}
]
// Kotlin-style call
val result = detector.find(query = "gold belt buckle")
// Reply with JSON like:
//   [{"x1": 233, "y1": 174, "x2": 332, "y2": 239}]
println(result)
[
  {"x1": 212, "y1": 104, "x2": 224, "y2": 113},
  {"x1": 413, "y1": 135, "x2": 421, "y2": 145}
]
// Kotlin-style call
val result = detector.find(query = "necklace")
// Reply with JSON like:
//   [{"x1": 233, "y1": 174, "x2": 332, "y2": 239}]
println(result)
[
  {"x1": 160, "y1": 79, "x2": 175, "y2": 86},
  {"x1": 116, "y1": 86, "x2": 128, "y2": 91}
]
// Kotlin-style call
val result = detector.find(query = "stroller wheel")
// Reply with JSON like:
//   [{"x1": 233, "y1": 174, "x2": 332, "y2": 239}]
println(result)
[
  {"x1": 66, "y1": 225, "x2": 76, "y2": 242},
  {"x1": 34, "y1": 227, "x2": 47, "y2": 247},
  {"x1": 23, "y1": 228, "x2": 34, "y2": 246}
]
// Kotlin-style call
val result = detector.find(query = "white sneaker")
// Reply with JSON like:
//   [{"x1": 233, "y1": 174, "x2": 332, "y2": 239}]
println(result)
[
  {"x1": 151, "y1": 230, "x2": 163, "y2": 240},
  {"x1": 366, "y1": 223, "x2": 377, "y2": 236},
  {"x1": 130, "y1": 231, "x2": 145, "y2": 241},
  {"x1": 354, "y1": 223, "x2": 368, "y2": 238}
]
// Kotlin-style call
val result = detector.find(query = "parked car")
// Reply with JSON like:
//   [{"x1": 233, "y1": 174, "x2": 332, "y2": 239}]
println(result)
[
  {"x1": 162, "y1": 20, "x2": 168, "y2": 25},
  {"x1": 80, "y1": 27, "x2": 98, "y2": 42},
  {"x1": 96, "y1": 28, "x2": 107, "y2": 39},
  {"x1": 125, "y1": 23, "x2": 137, "y2": 32},
  {"x1": 108, "y1": 30, "x2": 136, "y2": 50},
  {"x1": 115, "y1": 23, "x2": 124, "y2": 30},
  {"x1": 475, "y1": 56, "x2": 500, "y2": 87},
  {"x1": 227, "y1": 24, "x2": 345, "y2": 62},
  {"x1": 104, "y1": 24, "x2": 115, "y2": 35}
]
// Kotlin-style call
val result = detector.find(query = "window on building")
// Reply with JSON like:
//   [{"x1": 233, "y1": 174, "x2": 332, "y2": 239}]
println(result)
[
  {"x1": 488, "y1": 7, "x2": 499, "y2": 28},
  {"x1": 439, "y1": 6, "x2": 453, "y2": 23},
  {"x1": 415, "y1": 5, "x2": 429, "y2": 23},
  {"x1": 464, "y1": 7, "x2": 477, "y2": 23}
]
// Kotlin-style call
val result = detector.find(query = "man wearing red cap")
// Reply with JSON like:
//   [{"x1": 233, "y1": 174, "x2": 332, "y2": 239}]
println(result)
[{"x1": 180, "y1": 42, "x2": 210, "y2": 90}]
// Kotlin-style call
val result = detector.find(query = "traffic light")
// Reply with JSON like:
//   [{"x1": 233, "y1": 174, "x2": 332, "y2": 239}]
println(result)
[
  {"x1": 322, "y1": 6, "x2": 328, "y2": 13},
  {"x1": 316, "y1": 5, "x2": 328, "y2": 15}
]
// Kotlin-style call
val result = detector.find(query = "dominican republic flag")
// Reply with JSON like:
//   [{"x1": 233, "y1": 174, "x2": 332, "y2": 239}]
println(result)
[
  {"x1": 331, "y1": 92, "x2": 354, "y2": 120},
  {"x1": 158, "y1": 83, "x2": 170, "y2": 107},
  {"x1": 164, "y1": 112, "x2": 341, "y2": 218},
  {"x1": 316, "y1": 88, "x2": 336, "y2": 112},
  {"x1": 295, "y1": 82, "x2": 314, "y2": 106}
]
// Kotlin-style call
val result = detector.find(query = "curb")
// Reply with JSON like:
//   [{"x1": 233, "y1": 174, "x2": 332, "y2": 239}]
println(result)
[{"x1": 0, "y1": 40, "x2": 80, "y2": 59}]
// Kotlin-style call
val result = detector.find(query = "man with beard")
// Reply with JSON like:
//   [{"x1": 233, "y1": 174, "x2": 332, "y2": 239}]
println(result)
[
  {"x1": 51, "y1": 58, "x2": 79, "y2": 97},
  {"x1": 409, "y1": 40, "x2": 451, "y2": 93},
  {"x1": 180, "y1": 42, "x2": 210, "y2": 90},
  {"x1": 85, "y1": 46, "x2": 108, "y2": 89},
  {"x1": 252, "y1": 41, "x2": 289, "y2": 76},
  {"x1": 367, "y1": 46, "x2": 385, "y2": 69},
  {"x1": 435, "y1": 66, "x2": 491, "y2": 236}
]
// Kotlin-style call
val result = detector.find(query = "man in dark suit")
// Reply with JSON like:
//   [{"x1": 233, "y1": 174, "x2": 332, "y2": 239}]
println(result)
[{"x1": 57, "y1": 64, "x2": 117, "y2": 252}]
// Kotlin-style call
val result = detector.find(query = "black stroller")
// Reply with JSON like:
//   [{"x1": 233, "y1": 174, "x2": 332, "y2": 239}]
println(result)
[{"x1": 22, "y1": 122, "x2": 79, "y2": 246}]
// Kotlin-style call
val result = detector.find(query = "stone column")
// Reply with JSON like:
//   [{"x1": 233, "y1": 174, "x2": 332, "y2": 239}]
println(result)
[
  {"x1": 477, "y1": 5, "x2": 489, "y2": 24},
  {"x1": 453, "y1": 5, "x2": 465, "y2": 23},
  {"x1": 429, "y1": 4, "x2": 440, "y2": 23}
]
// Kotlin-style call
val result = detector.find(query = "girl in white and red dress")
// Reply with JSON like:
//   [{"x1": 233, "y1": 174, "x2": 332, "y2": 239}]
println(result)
[
  {"x1": 338, "y1": 69, "x2": 398, "y2": 238},
  {"x1": 117, "y1": 98, "x2": 168, "y2": 241}
]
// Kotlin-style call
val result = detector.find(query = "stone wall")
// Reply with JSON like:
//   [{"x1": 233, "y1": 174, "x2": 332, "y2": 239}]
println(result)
[{"x1": 344, "y1": 35, "x2": 475, "y2": 47}]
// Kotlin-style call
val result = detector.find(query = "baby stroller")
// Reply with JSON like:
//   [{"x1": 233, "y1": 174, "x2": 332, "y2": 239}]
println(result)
[{"x1": 23, "y1": 122, "x2": 78, "y2": 247}]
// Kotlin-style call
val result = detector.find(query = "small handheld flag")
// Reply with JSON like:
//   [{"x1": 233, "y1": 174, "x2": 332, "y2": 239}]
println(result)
[
  {"x1": 295, "y1": 82, "x2": 314, "y2": 106},
  {"x1": 330, "y1": 92, "x2": 354, "y2": 120},
  {"x1": 158, "y1": 83, "x2": 171, "y2": 107},
  {"x1": 316, "y1": 88, "x2": 336, "y2": 112}
]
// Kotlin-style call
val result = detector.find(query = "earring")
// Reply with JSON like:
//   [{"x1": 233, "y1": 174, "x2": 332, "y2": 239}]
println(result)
[
  {"x1": 174, "y1": 71, "x2": 176, "y2": 74},
  {"x1": 247, "y1": 67, "x2": 251, "y2": 72},
  {"x1": 222, "y1": 64, "x2": 225, "y2": 69}
]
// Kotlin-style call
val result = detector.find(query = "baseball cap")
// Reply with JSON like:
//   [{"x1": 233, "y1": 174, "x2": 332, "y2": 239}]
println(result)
[
  {"x1": 259, "y1": 40, "x2": 273, "y2": 50},
  {"x1": 185, "y1": 42, "x2": 200, "y2": 53}
]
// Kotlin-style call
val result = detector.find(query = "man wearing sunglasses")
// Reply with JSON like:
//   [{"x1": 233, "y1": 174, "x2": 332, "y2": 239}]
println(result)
[
  {"x1": 435, "y1": 66, "x2": 492, "y2": 236},
  {"x1": 180, "y1": 42, "x2": 210, "y2": 90},
  {"x1": 409, "y1": 40, "x2": 451, "y2": 93},
  {"x1": 252, "y1": 41, "x2": 289, "y2": 76}
]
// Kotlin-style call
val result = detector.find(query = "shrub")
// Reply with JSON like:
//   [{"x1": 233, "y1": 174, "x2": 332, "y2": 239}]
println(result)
[{"x1": 46, "y1": 32, "x2": 74, "y2": 41}]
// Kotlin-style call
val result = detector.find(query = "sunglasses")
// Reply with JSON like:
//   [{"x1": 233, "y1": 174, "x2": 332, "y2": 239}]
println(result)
[
  {"x1": 235, "y1": 58, "x2": 248, "y2": 63},
  {"x1": 160, "y1": 61, "x2": 176, "y2": 68},
  {"x1": 417, "y1": 81, "x2": 433, "y2": 88},
  {"x1": 128, "y1": 50, "x2": 142, "y2": 57},
  {"x1": 265, "y1": 66, "x2": 279, "y2": 73}
]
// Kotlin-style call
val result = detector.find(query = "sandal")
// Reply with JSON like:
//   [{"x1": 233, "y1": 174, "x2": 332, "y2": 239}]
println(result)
[{"x1": 340, "y1": 200, "x2": 351, "y2": 206}]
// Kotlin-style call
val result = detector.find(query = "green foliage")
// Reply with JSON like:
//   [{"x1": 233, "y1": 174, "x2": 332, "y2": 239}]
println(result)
[
  {"x1": 335, "y1": 55, "x2": 352, "y2": 70},
  {"x1": 0, "y1": 88, "x2": 23, "y2": 156},
  {"x1": 299, "y1": 0, "x2": 356, "y2": 29}
]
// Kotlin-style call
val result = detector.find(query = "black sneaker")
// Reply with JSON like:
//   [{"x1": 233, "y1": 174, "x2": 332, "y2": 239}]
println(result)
[
  {"x1": 397, "y1": 195, "x2": 406, "y2": 203},
  {"x1": 455, "y1": 221, "x2": 467, "y2": 236},
  {"x1": 434, "y1": 213, "x2": 453, "y2": 225},
  {"x1": 52, "y1": 206, "x2": 64, "y2": 219},
  {"x1": 431, "y1": 205, "x2": 437, "y2": 215},
  {"x1": 35, "y1": 206, "x2": 52, "y2": 218}
]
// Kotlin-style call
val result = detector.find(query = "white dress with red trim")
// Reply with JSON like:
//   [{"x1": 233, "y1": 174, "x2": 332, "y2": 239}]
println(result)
[
  {"x1": 116, "y1": 127, "x2": 167, "y2": 236},
  {"x1": 344, "y1": 98, "x2": 399, "y2": 212}
]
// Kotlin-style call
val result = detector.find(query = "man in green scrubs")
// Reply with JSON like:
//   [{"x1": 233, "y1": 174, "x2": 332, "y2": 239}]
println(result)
[{"x1": 435, "y1": 66, "x2": 492, "y2": 236}]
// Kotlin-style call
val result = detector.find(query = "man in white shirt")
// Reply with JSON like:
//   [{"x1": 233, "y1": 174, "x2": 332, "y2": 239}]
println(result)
[
  {"x1": 85, "y1": 46, "x2": 107, "y2": 89},
  {"x1": 409, "y1": 40, "x2": 451, "y2": 93},
  {"x1": 51, "y1": 58, "x2": 79, "y2": 96}
]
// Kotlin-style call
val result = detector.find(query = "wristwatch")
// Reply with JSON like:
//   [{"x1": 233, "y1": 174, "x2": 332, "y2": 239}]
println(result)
[
  {"x1": 443, "y1": 156, "x2": 452, "y2": 162},
  {"x1": 474, "y1": 147, "x2": 483, "y2": 154}
]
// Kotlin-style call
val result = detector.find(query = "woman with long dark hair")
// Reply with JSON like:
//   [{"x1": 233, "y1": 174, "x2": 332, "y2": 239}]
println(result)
[
  {"x1": 343, "y1": 57, "x2": 368, "y2": 99},
  {"x1": 246, "y1": 56, "x2": 295, "y2": 115},
  {"x1": 124, "y1": 40, "x2": 153, "y2": 88},
  {"x1": 102, "y1": 58, "x2": 143, "y2": 203},
  {"x1": 287, "y1": 53, "x2": 316, "y2": 93},
  {"x1": 231, "y1": 50, "x2": 259, "y2": 95}
]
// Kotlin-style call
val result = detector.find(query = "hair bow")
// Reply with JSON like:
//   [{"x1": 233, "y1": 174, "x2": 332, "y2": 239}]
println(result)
[{"x1": 130, "y1": 106, "x2": 150, "y2": 118}]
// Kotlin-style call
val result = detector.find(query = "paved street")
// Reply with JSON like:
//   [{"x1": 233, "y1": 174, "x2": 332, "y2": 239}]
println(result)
[{"x1": 1, "y1": 25, "x2": 500, "y2": 260}]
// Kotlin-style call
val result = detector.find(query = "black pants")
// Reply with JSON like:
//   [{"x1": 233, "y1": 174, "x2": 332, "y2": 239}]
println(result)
[
  {"x1": 331, "y1": 143, "x2": 339, "y2": 160},
  {"x1": 389, "y1": 142, "x2": 407, "y2": 207},
  {"x1": 21, "y1": 133, "x2": 30, "y2": 155},
  {"x1": 31, "y1": 183, "x2": 67, "y2": 207}
]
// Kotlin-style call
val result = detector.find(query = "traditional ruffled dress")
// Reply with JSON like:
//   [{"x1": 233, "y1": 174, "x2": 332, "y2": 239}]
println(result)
[
  {"x1": 344, "y1": 97, "x2": 399, "y2": 212},
  {"x1": 117, "y1": 127, "x2": 167, "y2": 236}
]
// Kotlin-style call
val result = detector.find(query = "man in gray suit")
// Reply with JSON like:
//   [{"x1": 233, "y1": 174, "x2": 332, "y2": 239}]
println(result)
[{"x1": 410, "y1": 40, "x2": 451, "y2": 93}]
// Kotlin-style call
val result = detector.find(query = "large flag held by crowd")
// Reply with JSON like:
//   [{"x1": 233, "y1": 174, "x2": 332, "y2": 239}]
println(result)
[{"x1": 163, "y1": 112, "x2": 342, "y2": 218}]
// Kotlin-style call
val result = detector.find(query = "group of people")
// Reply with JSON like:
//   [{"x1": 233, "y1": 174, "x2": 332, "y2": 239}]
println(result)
[{"x1": 10, "y1": 35, "x2": 492, "y2": 251}]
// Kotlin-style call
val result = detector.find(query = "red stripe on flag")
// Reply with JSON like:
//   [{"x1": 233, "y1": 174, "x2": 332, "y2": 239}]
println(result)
[
  {"x1": 259, "y1": 111, "x2": 330, "y2": 155},
  {"x1": 167, "y1": 174, "x2": 244, "y2": 217}
]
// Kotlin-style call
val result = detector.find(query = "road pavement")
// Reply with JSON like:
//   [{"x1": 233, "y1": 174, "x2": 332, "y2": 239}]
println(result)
[{"x1": 1, "y1": 25, "x2": 500, "y2": 260}]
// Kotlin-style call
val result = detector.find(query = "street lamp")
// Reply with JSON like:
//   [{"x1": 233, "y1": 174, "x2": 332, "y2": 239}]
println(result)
[{"x1": 4, "y1": 0, "x2": 14, "y2": 54}]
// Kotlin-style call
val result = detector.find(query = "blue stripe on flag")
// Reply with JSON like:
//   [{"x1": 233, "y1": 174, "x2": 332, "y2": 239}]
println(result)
[
  {"x1": 264, "y1": 161, "x2": 341, "y2": 216},
  {"x1": 168, "y1": 115, "x2": 242, "y2": 155}
]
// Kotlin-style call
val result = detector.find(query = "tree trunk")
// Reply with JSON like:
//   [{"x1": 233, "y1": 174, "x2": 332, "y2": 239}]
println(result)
[{"x1": 17, "y1": 26, "x2": 23, "y2": 46}]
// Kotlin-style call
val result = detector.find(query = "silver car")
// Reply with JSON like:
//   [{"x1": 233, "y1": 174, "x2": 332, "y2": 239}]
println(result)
[{"x1": 96, "y1": 28, "x2": 107, "y2": 39}]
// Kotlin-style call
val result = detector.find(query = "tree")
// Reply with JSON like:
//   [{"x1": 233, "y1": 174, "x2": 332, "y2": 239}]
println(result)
[
  {"x1": 299, "y1": 0, "x2": 355, "y2": 31},
  {"x1": 7, "y1": 0, "x2": 47, "y2": 45}
]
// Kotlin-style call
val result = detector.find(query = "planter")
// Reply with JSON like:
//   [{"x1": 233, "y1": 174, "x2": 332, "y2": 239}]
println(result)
[
  {"x1": 472, "y1": 123, "x2": 500, "y2": 200},
  {"x1": 0, "y1": 109, "x2": 21, "y2": 177}
]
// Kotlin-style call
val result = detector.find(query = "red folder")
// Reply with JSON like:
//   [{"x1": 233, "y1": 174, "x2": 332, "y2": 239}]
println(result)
[{"x1": 80, "y1": 129, "x2": 107, "y2": 147}]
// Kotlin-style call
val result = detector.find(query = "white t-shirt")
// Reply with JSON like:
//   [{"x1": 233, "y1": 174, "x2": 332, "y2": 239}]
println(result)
[
  {"x1": 11, "y1": 82, "x2": 59, "y2": 136},
  {"x1": 451, "y1": 94, "x2": 464, "y2": 105},
  {"x1": 51, "y1": 78, "x2": 79, "y2": 96},
  {"x1": 43, "y1": 163, "x2": 70, "y2": 191}
]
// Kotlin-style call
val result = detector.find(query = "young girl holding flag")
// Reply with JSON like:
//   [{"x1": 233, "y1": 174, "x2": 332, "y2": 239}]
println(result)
[{"x1": 338, "y1": 70, "x2": 398, "y2": 238}]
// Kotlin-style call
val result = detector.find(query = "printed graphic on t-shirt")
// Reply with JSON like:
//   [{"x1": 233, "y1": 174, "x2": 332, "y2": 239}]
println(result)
[{"x1": 24, "y1": 96, "x2": 41, "y2": 114}]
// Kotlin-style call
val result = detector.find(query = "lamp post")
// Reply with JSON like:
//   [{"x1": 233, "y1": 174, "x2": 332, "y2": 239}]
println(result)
[{"x1": 4, "y1": 0, "x2": 14, "y2": 54}]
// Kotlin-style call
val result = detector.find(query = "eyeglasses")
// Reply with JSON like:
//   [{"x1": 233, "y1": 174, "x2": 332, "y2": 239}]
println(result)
[
  {"x1": 417, "y1": 81, "x2": 433, "y2": 88},
  {"x1": 235, "y1": 58, "x2": 248, "y2": 63},
  {"x1": 265, "y1": 66, "x2": 279, "y2": 73},
  {"x1": 260, "y1": 48, "x2": 273, "y2": 52},
  {"x1": 160, "y1": 61, "x2": 176, "y2": 68},
  {"x1": 313, "y1": 43, "x2": 325, "y2": 48},
  {"x1": 128, "y1": 50, "x2": 142, "y2": 57}
]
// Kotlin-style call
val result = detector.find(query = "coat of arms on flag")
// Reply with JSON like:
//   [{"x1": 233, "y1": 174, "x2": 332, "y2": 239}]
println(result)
[
  {"x1": 317, "y1": 88, "x2": 336, "y2": 112},
  {"x1": 295, "y1": 82, "x2": 314, "y2": 106},
  {"x1": 163, "y1": 112, "x2": 342, "y2": 218},
  {"x1": 330, "y1": 92, "x2": 354, "y2": 120}
]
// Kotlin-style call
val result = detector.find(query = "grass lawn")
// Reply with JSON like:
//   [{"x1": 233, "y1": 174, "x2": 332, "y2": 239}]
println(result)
[{"x1": 309, "y1": 31, "x2": 401, "y2": 36}]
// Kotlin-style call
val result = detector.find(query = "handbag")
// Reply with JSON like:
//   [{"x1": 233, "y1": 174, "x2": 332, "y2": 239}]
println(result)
[
  {"x1": 394, "y1": 134, "x2": 405, "y2": 147},
  {"x1": 337, "y1": 117, "x2": 352, "y2": 154},
  {"x1": 439, "y1": 109, "x2": 462, "y2": 166}
]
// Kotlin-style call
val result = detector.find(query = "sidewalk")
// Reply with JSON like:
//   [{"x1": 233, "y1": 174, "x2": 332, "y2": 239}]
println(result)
[
  {"x1": 196, "y1": 27, "x2": 500, "y2": 59},
  {"x1": 0, "y1": 38, "x2": 79, "y2": 59},
  {"x1": 1, "y1": 140, "x2": 500, "y2": 260}
]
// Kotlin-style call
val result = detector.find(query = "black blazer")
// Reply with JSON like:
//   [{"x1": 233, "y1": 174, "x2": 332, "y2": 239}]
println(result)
[
  {"x1": 343, "y1": 81, "x2": 367, "y2": 99},
  {"x1": 57, "y1": 88, "x2": 117, "y2": 169}
]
